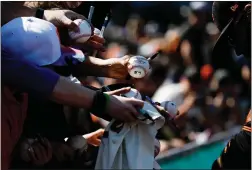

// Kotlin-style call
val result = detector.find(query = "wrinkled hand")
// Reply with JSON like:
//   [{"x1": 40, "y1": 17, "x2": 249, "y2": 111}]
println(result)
[
  {"x1": 76, "y1": 35, "x2": 106, "y2": 52},
  {"x1": 44, "y1": 10, "x2": 105, "y2": 51},
  {"x1": 23, "y1": 138, "x2": 52, "y2": 166},
  {"x1": 83, "y1": 129, "x2": 105, "y2": 146},
  {"x1": 51, "y1": 142, "x2": 75, "y2": 162},
  {"x1": 105, "y1": 55, "x2": 132, "y2": 79},
  {"x1": 107, "y1": 95, "x2": 144, "y2": 122}
]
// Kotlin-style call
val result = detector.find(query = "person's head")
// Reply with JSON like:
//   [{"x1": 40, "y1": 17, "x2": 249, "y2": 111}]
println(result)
[{"x1": 212, "y1": 2, "x2": 251, "y2": 60}]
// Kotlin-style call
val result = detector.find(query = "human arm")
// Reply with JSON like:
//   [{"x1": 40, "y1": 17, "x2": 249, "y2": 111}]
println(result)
[
  {"x1": 2, "y1": 54, "x2": 96, "y2": 108},
  {"x1": 72, "y1": 55, "x2": 131, "y2": 79},
  {"x1": 1, "y1": 2, "x2": 85, "y2": 31},
  {"x1": 2, "y1": 53, "x2": 143, "y2": 121}
]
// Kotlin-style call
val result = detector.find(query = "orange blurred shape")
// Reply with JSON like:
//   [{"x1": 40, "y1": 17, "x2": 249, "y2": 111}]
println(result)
[
  {"x1": 200, "y1": 64, "x2": 213, "y2": 80},
  {"x1": 91, "y1": 114, "x2": 100, "y2": 123},
  {"x1": 105, "y1": 43, "x2": 121, "y2": 59}
]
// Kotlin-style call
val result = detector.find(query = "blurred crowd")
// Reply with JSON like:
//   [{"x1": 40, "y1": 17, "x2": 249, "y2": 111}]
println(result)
[
  {"x1": 83, "y1": 1, "x2": 251, "y2": 152},
  {"x1": 2, "y1": 1, "x2": 251, "y2": 170}
]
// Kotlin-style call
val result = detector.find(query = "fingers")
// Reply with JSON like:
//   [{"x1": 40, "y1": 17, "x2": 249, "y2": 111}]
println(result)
[
  {"x1": 85, "y1": 38, "x2": 106, "y2": 51},
  {"x1": 87, "y1": 137, "x2": 102, "y2": 146},
  {"x1": 121, "y1": 55, "x2": 131, "y2": 65},
  {"x1": 28, "y1": 146, "x2": 37, "y2": 162},
  {"x1": 65, "y1": 10, "x2": 86, "y2": 20},
  {"x1": 61, "y1": 16, "x2": 80, "y2": 32},
  {"x1": 34, "y1": 143, "x2": 47, "y2": 162},
  {"x1": 84, "y1": 129, "x2": 105, "y2": 140},
  {"x1": 106, "y1": 87, "x2": 131, "y2": 95},
  {"x1": 94, "y1": 129, "x2": 105, "y2": 136},
  {"x1": 92, "y1": 139, "x2": 102, "y2": 146},
  {"x1": 127, "y1": 98, "x2": 144, "y2": 108},
  {"x1": 121, "y1": 110, "x2": 137, "y2": 122},
  {"x1": 43, "y1": 138, "x2": 53, "y2": 159},
  {"x1": 123, "y1": 103, "x2": 140, "y2": 119},
  {"x1": 90, "y1": 35, "x2": 106, "y2": 44}
]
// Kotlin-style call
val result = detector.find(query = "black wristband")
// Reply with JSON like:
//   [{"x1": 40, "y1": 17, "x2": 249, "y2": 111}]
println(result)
[
  {"x1": 35, "y1": 8, "x2": 44, "y2": 19},
  {"x1": 90, "y1": 91, "x2": 109, "y2": 118}
]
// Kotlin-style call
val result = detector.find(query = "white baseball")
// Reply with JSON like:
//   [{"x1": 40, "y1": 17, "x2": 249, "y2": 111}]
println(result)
[
  {"x1": 66, "y1": 135, "x2": 87, "y2": 150},
  {"x1": 69, "y1": 19, "x2": 92, "y2": 43},
  {"x1": 161, "y1": 101, "x2": 178, "y2": 116},
  {"x1": 127, "y1": 56, "x2": 150, "y2": 79},
  {"x1": 124, "y1": 88, "x2": 142, "y2": 100}
]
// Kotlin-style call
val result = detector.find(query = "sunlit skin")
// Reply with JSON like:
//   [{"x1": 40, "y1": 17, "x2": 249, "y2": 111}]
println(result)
[{"x1": 62, "y1": 2, "x2": 83, "y2": 9}]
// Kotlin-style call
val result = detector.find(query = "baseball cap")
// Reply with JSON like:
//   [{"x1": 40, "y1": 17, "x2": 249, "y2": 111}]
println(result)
[
  {"x1": 1, "y1": 17, "x2": 85, "y2": 67},
  {"x1": 2, "y1": 17, "x2": 61, "y2": 66},
  {"x1": 212, "y1": 1, "x2": 249, "y2": 57}
]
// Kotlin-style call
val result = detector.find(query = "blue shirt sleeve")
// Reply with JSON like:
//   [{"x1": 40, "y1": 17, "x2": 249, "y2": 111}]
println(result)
[{"x1": 2, "y1": 52, "x2": 60, "y2": 99}]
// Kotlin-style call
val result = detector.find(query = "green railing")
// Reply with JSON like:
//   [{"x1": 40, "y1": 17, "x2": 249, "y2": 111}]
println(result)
[{"x1": 156, "y1": 127, "x2": 241, "y2": 169}]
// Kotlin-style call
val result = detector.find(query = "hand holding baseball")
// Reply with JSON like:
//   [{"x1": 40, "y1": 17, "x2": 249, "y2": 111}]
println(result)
[
  {"x1": 105, "y1": 55, "x2": 132, "y2": 79},
  {"x1": 127, "y1": 56, "x2": 150, "y2": 79},
  {"x1": 68, "y1": 19, "x2": 106, "y2": 52},
  {"x1": 43, "y1": 10, "x2": 86, "y2": 31}
]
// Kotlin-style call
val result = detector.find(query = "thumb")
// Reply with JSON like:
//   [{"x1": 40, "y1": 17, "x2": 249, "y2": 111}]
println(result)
[
  {"x1": 83, "y1": 129, "x2": 104, "y2": 139},
  {"x1": 61, "y1": 16, "x2": 79, "y2": 32},
  {"x1": 106, "y1": 87, "x2": 131, "y2": 95},
  {"x1": 121, "y1": 55, "x2": 131, "y2": 65},
  {"x1": 91, "y1": 129, "x2": 105, "y2": 137}
]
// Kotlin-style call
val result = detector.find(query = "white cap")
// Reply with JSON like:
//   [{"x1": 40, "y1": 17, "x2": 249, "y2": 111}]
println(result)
[{"x1": 1, "y1": 17, "x2": 61, "y2": 66}]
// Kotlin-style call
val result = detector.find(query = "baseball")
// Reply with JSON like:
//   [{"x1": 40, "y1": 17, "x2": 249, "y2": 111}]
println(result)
[
  {"x1": 66, "y1": 135, "x2": 87, "y2": 150},
  {"x1": 124, "y1": 88, "x2": 142, "y2": 100},
  {"x1": 127, "y1": 56, "x2": 150, "y2": 79},
  {"x1": 69, "y1": 19, "x2": 92, "y2": 43},
  {"x1": 161, "y1": 101, "x2": 178, "y2": 116}
]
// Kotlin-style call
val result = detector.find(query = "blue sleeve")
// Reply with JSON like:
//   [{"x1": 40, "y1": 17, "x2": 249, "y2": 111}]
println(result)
[{"x1": 2, "y1": 53, "x2": 60, "y2": 99}]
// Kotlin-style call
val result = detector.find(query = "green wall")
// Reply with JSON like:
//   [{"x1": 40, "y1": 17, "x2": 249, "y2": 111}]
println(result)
[{"x1": 158, "y1": 141, "x2": 226, "y2": 169}]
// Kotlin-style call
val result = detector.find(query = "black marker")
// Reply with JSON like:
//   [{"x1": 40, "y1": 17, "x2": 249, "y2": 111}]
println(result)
[{"x1": 147, "y1": 51, "x2": 161, "y2": 61}]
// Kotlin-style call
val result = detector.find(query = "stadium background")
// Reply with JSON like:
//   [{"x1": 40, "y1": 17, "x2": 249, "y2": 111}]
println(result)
[{"x1": 73, "y1": 1, "x2": 250, "y2": 168}]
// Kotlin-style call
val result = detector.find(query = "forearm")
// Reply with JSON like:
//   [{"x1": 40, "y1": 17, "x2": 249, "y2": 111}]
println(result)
[
  {"x1": 1, "y1": 2, "x2": 37, "y2": 26},
  {"x1": 73, "y1": 56, "x2": 109, "y2": 77},
  {"x1": 178, "y1": 97, "x2": 195, "y2": 115},
  {"x1": 51, "y1": 76, "x2": 95, "y2": 109},
  {"x1": 2, "y1": 54, "x2": 95, "y2": 109}
]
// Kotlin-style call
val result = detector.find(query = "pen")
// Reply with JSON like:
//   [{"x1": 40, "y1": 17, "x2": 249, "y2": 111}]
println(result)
[
  {"x1": 88, "y1": 6, "x2": 95, "y2": 22},
  {"x1": 145, "y1": 96, "x2": 175, "y2": 119},
  {"x1": 93, "y1": 14, "x2": 110, "y2": 57},
  {"x1": 147, "y1": 51, "x2": 161, "y2": 61}
]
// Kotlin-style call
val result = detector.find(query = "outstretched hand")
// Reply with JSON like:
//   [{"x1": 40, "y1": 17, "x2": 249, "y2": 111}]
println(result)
[{"x1": 83, "y1": 129, "x2": 105, "y2": 146}]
